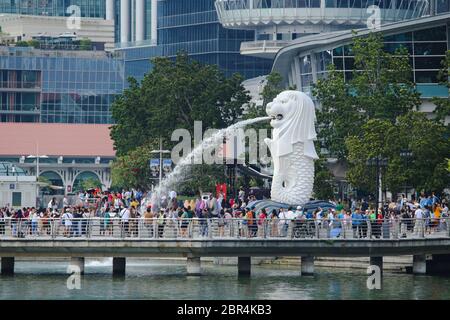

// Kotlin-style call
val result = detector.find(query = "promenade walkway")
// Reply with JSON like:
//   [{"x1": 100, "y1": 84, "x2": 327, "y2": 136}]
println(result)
[{"x1": 1, "y1": 218, "x2": 449, "y2": 276}]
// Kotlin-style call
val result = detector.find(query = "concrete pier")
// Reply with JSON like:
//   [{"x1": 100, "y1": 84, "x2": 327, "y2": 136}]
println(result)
[
  {"x1": 301, "y1": 256, "x2": 314, "y2": 276},
  {"x1": 1, "y1": 257, "x2": 14, "y2": 275},
  {"x1": 113, "y1": 257, "x2": 126, "y2": 276},
  {"x1": 413, "y1": 254, "x2": 427, "y2": 274},
  {"x1": 370, "y1": 256, "x2": 383, "y2": 275},
  {"x1": 238, "y1": 257, "x2": 251, "y2": 276},
  {"x1": 186, "y1": 257, "x2": 201, "y2": 276},
  {"x1": 69, "y1": 257, "x2": 85, "y2": 275}
]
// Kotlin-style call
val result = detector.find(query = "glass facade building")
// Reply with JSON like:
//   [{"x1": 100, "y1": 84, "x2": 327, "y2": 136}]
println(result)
[
  {"x1": 272, "y1": 14, "x2": 450, "y2": 100},
  {"x1": 114, "y1": 0, "x2": 153, "y2": 44},
  {"x1": 0, "y1": 47, "x2": 125, "y2": 123},
  {"x1": 0, "y1": 0, "x2": 105, "y2": 17},
  {"x1": 118, "y1": 0, "x2": 273, "y2": 83}
]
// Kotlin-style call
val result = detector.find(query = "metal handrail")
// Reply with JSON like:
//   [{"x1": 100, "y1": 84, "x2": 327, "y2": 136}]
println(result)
[{"x1": 0, "y1": 217, "x2": 448, "y2": 240}]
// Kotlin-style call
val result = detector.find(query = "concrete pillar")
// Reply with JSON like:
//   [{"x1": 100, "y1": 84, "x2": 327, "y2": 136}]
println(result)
[
  {"x1": 187, "y1": 257, "x2": 201, "y2": 276},
  {"x1": 370, "y1": 256, "x2": 383, "y2": 276},
  {"x1": 238, "y1": 257, "x2": 251, "y2": 277},
  {"x1": 1, "y1": 257, "x2": 14, "y2": 276},
  {"x1": 70, "y1": 257, "x2": 85, "y2": 275},
  {"x1": 120, "y1": 0, "x2": 130, "y2": 43},
  {"x1": 413, "y1": 254, "x2": 427, "y2": 275},
  {"x1": 113, "y1": 257, "x2": 126, "y2": 276},
  {"x1": 106, "y1": 0, "x2": 114, "y2": 20},
  {"x1": 151, "y1": 0, "x2": 158, "y2": 44},
  {"x1": 301, "y1": 256, "x2": 314, "y2": 276},
  {"x1": 135, "y1": 0, "x2": 145, "y2": 41}
]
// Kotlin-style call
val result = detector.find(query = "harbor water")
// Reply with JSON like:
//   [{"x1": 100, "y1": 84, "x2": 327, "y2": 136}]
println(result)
[{"x1": 1, "y1": 259, "x2": 449, "y2": 300}]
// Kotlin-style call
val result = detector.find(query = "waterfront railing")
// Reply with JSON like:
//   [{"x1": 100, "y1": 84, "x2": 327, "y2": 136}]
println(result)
[{"x1": 0, "y1": 218, "x2": 448, "y2": 240}]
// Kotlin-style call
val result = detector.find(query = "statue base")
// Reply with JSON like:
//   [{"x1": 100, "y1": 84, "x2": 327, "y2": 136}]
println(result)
[{"x1": 246, "y1": 199, "x2": 336, "y2": 214}]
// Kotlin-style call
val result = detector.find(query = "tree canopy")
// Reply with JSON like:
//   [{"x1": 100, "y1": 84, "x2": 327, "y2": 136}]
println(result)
[
  {"x1": 110, "y1": 52, "x2": 250, "y2": 156},
  {"x1": 313, "y1": 32, "x2": 421, "y2": 160},
  {"x1": 110, "y1": 53, "x2": 252, "y2": 191}
]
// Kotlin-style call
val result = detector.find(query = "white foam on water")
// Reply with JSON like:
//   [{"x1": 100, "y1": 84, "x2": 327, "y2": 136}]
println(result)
[{"x1": 86, "y1": 258, "x2": 113, "y2": 267}]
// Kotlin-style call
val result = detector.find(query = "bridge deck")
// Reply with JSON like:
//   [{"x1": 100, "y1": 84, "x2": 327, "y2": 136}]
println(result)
[{"x1": 2, "y1": 237, "x2": 450, "y2": 258}]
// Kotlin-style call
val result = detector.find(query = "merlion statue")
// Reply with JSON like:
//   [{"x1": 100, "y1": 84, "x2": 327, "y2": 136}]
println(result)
[{"x1": 264, "y1": 90, "x2": 319, "y2": 205}]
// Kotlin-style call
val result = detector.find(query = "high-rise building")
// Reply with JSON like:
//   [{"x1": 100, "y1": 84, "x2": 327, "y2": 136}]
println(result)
[
  {"x1": 215, "y1": 0, "x2": 433, "y2": 58},
  {"x1": 114, "y1": 0, "x2": 154, "y2": 45},
  {"x1": 0, "y1": 0, "x2": 106, "y2": 17},
  {"x1": 116, "y1": 0, "x2": 273, "y2": 82},
  {"x1": 0, "y1": 46, "x2": 125, "y2": 124}
]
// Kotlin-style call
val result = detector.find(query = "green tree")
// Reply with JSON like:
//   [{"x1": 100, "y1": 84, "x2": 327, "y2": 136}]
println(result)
[
  {"x1": 177, "y1": 164, "x2": 227, "y2": 196},
  {"x1": 313, "y1": 158, "x2": 335, "y2": 200},
  {"x1": 81, "y1": 177, "x2": 102, "y2": 191},
  {"x1": 111, "y1": 143, "x2": 158, "y2": 190},
  {"x1": 346, "y1": 112, "x2": 450, "y2": 195},
  {"x1": 78, "y1": 38, "x2": 92, "y2": 50},
  {"x1": 314, "y1": 32, "x2": 421, "y2": 160},
  {"x1": 15, "y1": 40, "x2": 29, "y2": 47},
  {"x1": 432, "y1": 50, "x2": 450, "y2": 124},
  {"x1": 261, "y1": 72, "x2": 284, "y2": 107},
  {"x1": 345, "y1": 119, "x2": 392, "y2": 193},
  {"x1": 110, "y1": 52, "x2": 251, "y2": 156},
  {"x1": 27, "y1": 39, "x2": 40, "y2": 48}
]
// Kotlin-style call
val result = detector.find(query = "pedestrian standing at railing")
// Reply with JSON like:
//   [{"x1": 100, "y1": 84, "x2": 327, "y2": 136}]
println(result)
[
  {"x1": 257, "y1": 208, "x2": 267, "y2": 238},
  {"x1": 0, "y1": 209, "x2": 5, "y2": 235},
  {"x1": 305, "y1": 209, "x2": 314, "y2": 237},
  {"x1": 413, "y1": 206, "x2": 424, "y2": 236},
  {"x1": 424, "y1": 206, "x2": 432, "y2": 234},
  {"x1": 120, "y1": 206, "x2": 130, "y2": 237},
  {"x1": 269, "y1": 209, "x2": 278, "y2": 237},
  {"x1": 81, "y1": 208, "x2": 89, "y2": 236},
  {"x1": 361, "y1": 210, "x2": 369, "y2": 238},
  {"x1": 199, "y1": 208, "x2": 209, "y2": 237},
  {"x1": 101, "y1": 207, "x2": 110, "y2": 236},
  {"x1": 246, "y1": 208, "x2": 257, "y2": 238},
  {"x1": 351, "y1": 208, "x2": 362, "y2": 238},
  {"x1": 278, "y1": 208, "x2": 289, "y2": 237},
  {"x1": 143, "y1": 207, "x2": 155, "y2": 237},
  {"x1": 62, "y1": 208, "x2": 73, "y2": 237},
  {"x1": 72, "y1": 208, "x2": 82, "y2": 237}
]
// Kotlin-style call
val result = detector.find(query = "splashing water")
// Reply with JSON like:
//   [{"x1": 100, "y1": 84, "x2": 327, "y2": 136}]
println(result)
[{"x1": 150, "y1": 116, "x2": 271, "y2": 209}]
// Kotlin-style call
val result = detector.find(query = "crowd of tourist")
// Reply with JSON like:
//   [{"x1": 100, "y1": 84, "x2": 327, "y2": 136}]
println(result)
[{"x1": 0, "y1": 188, "x2": 448, "y2": 239}]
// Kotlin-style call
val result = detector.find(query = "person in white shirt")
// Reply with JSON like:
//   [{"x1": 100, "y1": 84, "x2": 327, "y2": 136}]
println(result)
[
  {"x1": 62, "y1": 209, "x2": 73, "y2": 237},
  {"x1": 120, "y1": 207, "x2": 130, "y2": 236},
  {"x1": 31, "y1": 210, "x2": 39, "y2": 236},
  {"x1": 414, "y1": 207, "x2": 424, "y2": 236},
  {"x1": 278, "y1": 208, "x2": 289, "y2": 237}
]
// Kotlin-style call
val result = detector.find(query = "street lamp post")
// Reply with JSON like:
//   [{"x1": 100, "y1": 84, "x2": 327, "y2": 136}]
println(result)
[
  {"x1": 366, "y1": 156, "x2": 388, "y2": 215},
  {"x1": 151, "y1": 137, "x2": 171, "y2": 186},
  {"x1": 27, "y1": 153, "x2": 49, "y2": 208},
  {"x1": 400, "y1": 149, "x2": 413, "y2": 200}
]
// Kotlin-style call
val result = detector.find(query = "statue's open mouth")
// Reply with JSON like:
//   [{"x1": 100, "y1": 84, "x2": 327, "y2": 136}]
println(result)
[{"x1": 270, "y1": 114, "x2": 284, "y2": 121}]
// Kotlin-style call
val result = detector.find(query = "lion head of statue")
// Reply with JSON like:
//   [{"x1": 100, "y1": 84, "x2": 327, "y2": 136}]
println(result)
[{"x1": 266, "y1": 90, "x2": 318, "y2": 158}]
